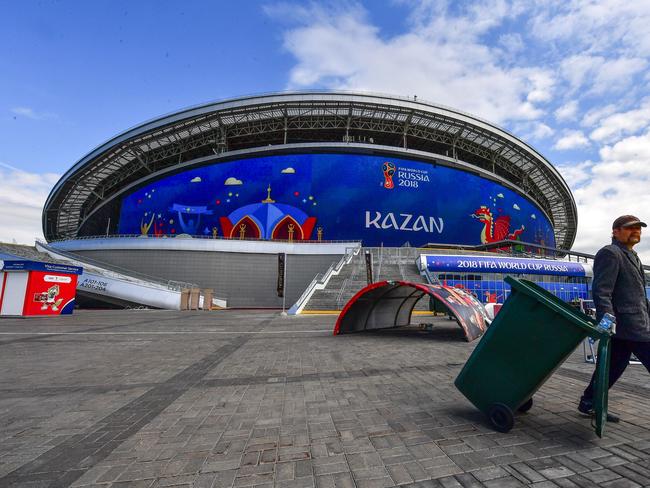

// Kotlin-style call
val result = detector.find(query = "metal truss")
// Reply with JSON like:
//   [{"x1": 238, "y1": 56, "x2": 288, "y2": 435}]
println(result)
[{"x1": 44, "y1": 92, "x2": 577, "y2": 249}]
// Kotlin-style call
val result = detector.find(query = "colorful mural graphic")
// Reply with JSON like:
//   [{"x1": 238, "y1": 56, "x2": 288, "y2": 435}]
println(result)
[
  {"x1": 471, "y1": 205, "x2": 526, "y2": 244},
  {"x1": 117, "y1": 153, "x2": 556, "y2": 247}
]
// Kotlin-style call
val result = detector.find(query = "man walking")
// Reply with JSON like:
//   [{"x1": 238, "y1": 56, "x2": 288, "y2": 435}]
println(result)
[{"x1": 579, "y1": 215, "x2": 650, "y2": 422}]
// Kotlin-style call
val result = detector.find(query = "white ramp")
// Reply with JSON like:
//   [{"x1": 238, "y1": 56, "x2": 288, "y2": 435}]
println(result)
[{"x1": 35, "y1": 241, "x2": 185, "y2": 310}]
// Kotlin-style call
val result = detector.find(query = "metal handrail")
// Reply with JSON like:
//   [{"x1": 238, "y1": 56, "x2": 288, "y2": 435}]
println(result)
[
  {"x1": 421, "y1": 239, "x2": 650, "y2": 272},
  {"x1": 36, "y1": 239, "x2": 197, "y2": 291},
  {"x1": 288, "y1": 245, "x2": 361, "y2": 314},
  {"x1": 291, "y1": 272, "x2": 325, "y2": 312},
  {"x1": 335, "y1": 278, "x2": 350, "y2": 310},
  {"x1": 376, "y1": 245, "x2": 383, "y2": 280},
  {"x1": 48, "y1": 234, "x2": 361, "y2": 245},
  {"x1": 290, "y1": 263, "x2": 336, "y2": 313}
]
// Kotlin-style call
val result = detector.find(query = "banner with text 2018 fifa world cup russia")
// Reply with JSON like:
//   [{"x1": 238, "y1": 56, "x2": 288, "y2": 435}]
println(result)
[
  {"x1": 423, "y1": 255, "x2": 587, "y2": 277},
  {"x1": 117, "y1": 153, "x2": 556, "y2": 248}
]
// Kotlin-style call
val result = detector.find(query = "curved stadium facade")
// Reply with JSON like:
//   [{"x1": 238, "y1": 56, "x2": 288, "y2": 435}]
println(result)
[{"x1": 43, "y1": 91, "x2": 578, "y2": 307}]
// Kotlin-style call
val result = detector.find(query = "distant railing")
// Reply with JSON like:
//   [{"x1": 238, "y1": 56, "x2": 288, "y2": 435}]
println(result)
[
  {"x1": 288, "y1": 245, "x2": 361, "y2": 314},
  {"x1": 36, "y1": 239, "x2": 198, "y2": 291},
  {"x1": 416, "y1": 257, "x2": 439, "y2": 285},
  {"x1": 335, "y1": 278, "x2": 350, "y2": 310},
  {"x1": 49, "y1": 234, "x2": 361, "y2": 245},
  {"x1": 423, "y1": 239, "x2": 650, "y2": 271},
  {"x1": 376, "y1": 245, "x2": 383, "y2": 280}
]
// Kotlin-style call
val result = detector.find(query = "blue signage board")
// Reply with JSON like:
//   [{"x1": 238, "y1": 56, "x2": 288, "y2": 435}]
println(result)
[
  {"x1": 424, "y1": 255, "x2": 587, "y2": 278},
  {"x1": 0, "y1": 260, "x2": 83, "y2": 275},
  {"x1": 117, "y1": 153, "x2": 556, "y2": 248}
]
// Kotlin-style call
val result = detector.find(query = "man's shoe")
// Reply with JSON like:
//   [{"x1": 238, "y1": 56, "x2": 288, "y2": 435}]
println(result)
[
  {"x1": 578, "y1": 397, "x2": 620, "y2": 423},
  {"x1": 578, "y1": 396, "x2": 593, "y2": 415}
]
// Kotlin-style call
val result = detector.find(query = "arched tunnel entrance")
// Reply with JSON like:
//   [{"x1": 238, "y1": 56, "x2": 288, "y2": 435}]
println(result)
[{"x1": 334, "y1": 280, "x2": 489, "y2": 342}]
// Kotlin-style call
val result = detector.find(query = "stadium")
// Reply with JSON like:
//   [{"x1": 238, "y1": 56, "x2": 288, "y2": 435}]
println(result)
[{"x1": 41, "y1": 91, "x2": 579, "y2": 308}]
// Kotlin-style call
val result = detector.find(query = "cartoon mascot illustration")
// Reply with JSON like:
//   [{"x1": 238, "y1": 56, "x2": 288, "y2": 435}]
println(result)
[
  {"x1": 34, "y1": 285, "x2": 63, "y2": 311},
  {"x1": 140, "y1": 214, "x2": 154, "y2": 236},
  {"x1": 382, "y1": 162, "x2": 396, "y2": 189},
  {"x1": 471, "y1": 206, "x2": 525, "y2": 244}
]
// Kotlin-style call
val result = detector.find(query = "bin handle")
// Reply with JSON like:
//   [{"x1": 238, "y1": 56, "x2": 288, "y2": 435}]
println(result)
[
  {"x1": 506, "y1": 277, "x2": 610, "y2": 340},
  {"x1": 593, "y1": 337, "x2": 611, "y2": 438}
]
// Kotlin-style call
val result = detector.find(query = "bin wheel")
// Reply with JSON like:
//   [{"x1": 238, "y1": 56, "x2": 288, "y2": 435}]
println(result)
[
  {"x1": 518, "y1": 398, "x2": 533, "y2": 413},
  {"x1": 488, "y1": 403, "x2": 514, "y2": 433}
]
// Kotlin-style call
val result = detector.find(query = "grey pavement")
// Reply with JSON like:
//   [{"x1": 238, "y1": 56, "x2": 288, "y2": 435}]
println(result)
[{"x1": 0, "y1": 310, "x2": 649, "y2": 488}]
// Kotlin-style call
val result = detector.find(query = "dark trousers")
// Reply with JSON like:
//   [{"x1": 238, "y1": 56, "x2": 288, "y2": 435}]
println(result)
[{"x1": 583, "y1": 338, "x2": 650, "y2": 400}]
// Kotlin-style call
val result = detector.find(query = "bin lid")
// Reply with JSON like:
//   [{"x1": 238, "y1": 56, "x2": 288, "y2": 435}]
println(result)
[{"x1": 504, "y1": 276, "x2": 608, "y2": 339}]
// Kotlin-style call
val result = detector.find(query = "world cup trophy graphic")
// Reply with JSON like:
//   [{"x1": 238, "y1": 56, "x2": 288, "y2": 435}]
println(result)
[{"x1": 382, "y1": 162, "x2": 396, "y2": 189}]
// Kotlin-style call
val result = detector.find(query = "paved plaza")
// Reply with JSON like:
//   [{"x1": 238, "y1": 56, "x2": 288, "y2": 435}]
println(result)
[{"x1": 0, "y1": 310, "x2": 649, "y2": 488}]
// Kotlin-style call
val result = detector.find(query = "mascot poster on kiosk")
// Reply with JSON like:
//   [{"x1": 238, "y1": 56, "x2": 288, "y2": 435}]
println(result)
[{"x1": 22, "y1": 271, "x2": 78, "y2": 316}]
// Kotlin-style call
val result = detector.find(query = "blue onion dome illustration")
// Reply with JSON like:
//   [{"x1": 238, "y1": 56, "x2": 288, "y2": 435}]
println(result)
[{"x1": 221, "y1": 185, "x2": 316, "y2": 240}]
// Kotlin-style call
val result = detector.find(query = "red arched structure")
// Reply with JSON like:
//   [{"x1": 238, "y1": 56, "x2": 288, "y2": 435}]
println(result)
[
  {"x1": 272, "y1": 216, "x2": 304, "y2": 240},
  {"x1": 334, "y1": 280, "x2": 488, "y2": 342},
  {"x1": 230, "y1": 216, "x2": 261, "y2": 239}
]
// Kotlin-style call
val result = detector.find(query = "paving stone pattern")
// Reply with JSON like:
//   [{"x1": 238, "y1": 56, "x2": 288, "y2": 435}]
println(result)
[{"x1": 0, "y1": 310, "x2": 649, "y2": 487}]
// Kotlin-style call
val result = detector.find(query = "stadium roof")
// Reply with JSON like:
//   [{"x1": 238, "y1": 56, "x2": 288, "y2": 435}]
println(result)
[{"x1": 43, "y1": 91, "x2": 577, "y2": 249}]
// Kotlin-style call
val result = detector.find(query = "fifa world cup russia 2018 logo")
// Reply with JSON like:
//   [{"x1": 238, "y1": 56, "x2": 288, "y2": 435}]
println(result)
[{"x1": 382, "y1": 162, "x2": 396, "y2": 189}]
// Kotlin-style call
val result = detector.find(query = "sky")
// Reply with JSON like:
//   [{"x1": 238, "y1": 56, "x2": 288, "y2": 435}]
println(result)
[{"x1": 2, "y1": 0, "x2": 650, "y2": 261}]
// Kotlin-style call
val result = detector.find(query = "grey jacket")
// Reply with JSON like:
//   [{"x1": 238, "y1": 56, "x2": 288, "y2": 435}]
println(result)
[{"x1": 592, "y1": 239, "x2": 650, "y2": 341}]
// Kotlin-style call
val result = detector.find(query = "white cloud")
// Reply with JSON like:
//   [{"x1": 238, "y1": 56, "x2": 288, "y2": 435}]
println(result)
[
  {"x1": 554, "y1": 101, "x2": 578, "y2": 121},
  {"x1": 529, "y1": 1, "x2": 650, "y2": 57},
  {"x1": 597, "y1": 131, "x2": 650, "y2": 179},
  {"x1": 571, "y1": 130, "x2": 650, "y2": 261},
  {"x1": 553, "y1": 130, "x2": 590, "y2": 150},
  {"x1": 581, "y1": 104, "x2": 618, "y2": 128},
  {"x1": 11, "y1": 107, "x2": 57, "y2": 120},
  {"x1": 526, "y1": 71, "x2": 555, "y2": 103},
  {"x1": 0, "y1": 164, "x2": 59, "y2": 245},
  {"x1": 558, "y1": 55, "x2": 646, "y2": 96},
  {"x1": 515, "y1": 121, "x2": 554, "y2": 141},
  {"x1": 281, "y1": 167, "x2": 296, "y2": 174},
  {"x1": 498, "y1": 32, "x2": 524, "y2": 56},
  {"x1": 590, "y1": 57, "x2": 647, "y2": 95},
  {"x1": 556, "y1": 161, "x2": 592, "y2": 188},
  {"x1": 190, "y1": 176, "x2": 202, "y2": 183},
  {"x1": 530, "y1": 123, "x2": 554, "y2": 140},
  {"x1": 277, "y1": 3, "x2": 552, "y2": 124},
  {"x1": 558, "y1": 55, "x2": 602, "y2": 94},
  {"x1": 589, "y1": 100, "x2": 650, "y2": 142},
  {"x1": 273, "y1": 1, "x2": 650, "y2": 133}
]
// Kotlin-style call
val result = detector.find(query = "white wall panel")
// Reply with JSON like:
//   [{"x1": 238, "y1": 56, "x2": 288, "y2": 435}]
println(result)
[{"x1": 0, "y1": 272, "x2": 29, "y2": 316}]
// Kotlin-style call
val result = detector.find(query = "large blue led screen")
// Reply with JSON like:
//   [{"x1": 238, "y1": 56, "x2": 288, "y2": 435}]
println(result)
[{"x1": 117, "y1": 153, "x2": 556, "y2": 247}]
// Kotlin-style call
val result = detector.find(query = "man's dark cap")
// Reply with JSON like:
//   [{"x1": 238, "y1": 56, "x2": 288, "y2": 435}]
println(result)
[{"x1": 612, "y1": 215, "x2": 647, "y2": 229}]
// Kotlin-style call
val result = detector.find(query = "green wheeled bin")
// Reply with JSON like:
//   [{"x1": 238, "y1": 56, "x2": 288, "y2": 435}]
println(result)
[{"x1": 454, "y1": 276, "x2": 613, "y2": 437}]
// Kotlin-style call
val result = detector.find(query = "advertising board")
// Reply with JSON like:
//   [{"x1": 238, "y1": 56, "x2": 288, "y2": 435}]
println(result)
[
  {"x1": 118, "y1": 153, "x2": 555, "y2": 248},
  {"x1": 22, "y1": 271, "x2": 78, "y2": 316},
  {"x1": 423, "y1": 255, "x2": 589, "y2": 278}
]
